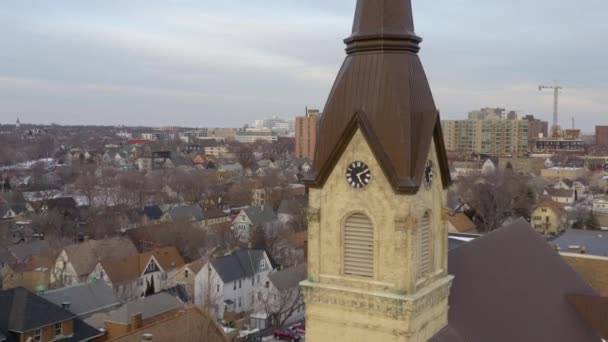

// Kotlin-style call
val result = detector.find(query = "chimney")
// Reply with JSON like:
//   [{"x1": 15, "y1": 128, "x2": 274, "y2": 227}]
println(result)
[
  {"x1": 141, "y1": 333, "x2": 153, "y2": 342},
  {"x1": 131, "y1": 312, "x2": 143, "y2": 331},
  {"x1": 62, "y1": 302, "x2": 71, "y2": 311}
]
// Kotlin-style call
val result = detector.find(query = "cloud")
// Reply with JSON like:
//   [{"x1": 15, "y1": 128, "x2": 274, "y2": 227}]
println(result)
[{"x1": 0, "y1": 0, "x2": 607, "y2": 130}]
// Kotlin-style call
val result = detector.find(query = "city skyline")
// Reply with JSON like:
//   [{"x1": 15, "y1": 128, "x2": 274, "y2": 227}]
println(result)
[{"x1": 1, "y1": 0, "x2": 607, "y2": 130}]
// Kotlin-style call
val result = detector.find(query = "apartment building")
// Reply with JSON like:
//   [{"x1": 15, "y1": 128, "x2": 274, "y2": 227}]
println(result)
[
  {"x1": 295, "y1": 109, "x2": 320, "y2": 160},
  {"x1": 442, "y1": 118, "x2": 529, "y2": 154}
]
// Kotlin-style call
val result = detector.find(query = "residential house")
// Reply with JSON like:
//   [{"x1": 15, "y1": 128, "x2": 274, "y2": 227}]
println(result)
[
  {"x1": 251, "y1": 188, "x2": 268, "y2": 207},
  {"x1": 98, "y1": 292, "x2": 184, "y2": 340},
  {"x1": 592, "y1": 197, "x2": 608, "y2": 228},
  {"x1": 554, "y1": 178, "x2": 574, "y2": 190},
  {"x1": 532, "y1": 201, "x2": 567, "y2": 236},
  {"x1": 0, "y1": 287, "x2": 103, "y2": 342},
  {"x1": 43, "y1": 281, "x2": 122, "y2": 323},
  {"x1": 51, "y1": 237, "x2": 138, "y2": 287},
  {"x1": 136, "y1": 157, "x2": 153, "y2": 172},
  {"x1": 167, "y1": 259, "x2": 204, "y2": 303},
  {"x1": 114, "y1": 152, "x2": 129, "y2": 168},
  {"x1": 251, "y1": 263, "x2": 307, "y2": 330},
  {"x1": 161, "y1": 205, "x2": 205, "y2": 227},
  {"x1": 481, "y1": 159, "x2": 496, "y2": 175},
  {"x1": 6, "y1": 240, "x2": 51, "y2": 262},
  {"x1": 194, "y1": 249, "x2": 277, "y2": 319},
  {"x1": 202, "y1": 209, "x2": 232, "y2": 228},
  {"x1": 1, "y1": 255, "x2": 52, "y2": 291},
  {"x1": 192, "y1": 154, "x2": 211, "y2": 166},
  {"x1": 91, "y1": 246, "x2": 185, "y2": 300},
  {"x1": 105, "y1": 307, "x2": 235, "y2": 342},
  {"x1": 545, "y1": 188, "x2": 576, "y2": 204},
  {"x1": 0, "y1": 204, "x2": 27, "y2": 221},
  {"x1": 446, "y1": 212, "x2": 477, "y2": 234},
  {"x1": 142, "y1": 205, "x2": 163, "y2": 226},
  {"x1": 231, "y1": 207, "x2": 278, "y2": 243},
  {"x1": 554, "y1": 178, "x2": 587, "y2": 201}
]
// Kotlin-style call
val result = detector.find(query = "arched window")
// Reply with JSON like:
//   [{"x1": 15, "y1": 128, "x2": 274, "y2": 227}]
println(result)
[
  {"x1": 343, "y1": 213, "x2": 374, "y2": 278},
  {"x1": 419, "y1": 212, "x2": 432, "y2": 277}
]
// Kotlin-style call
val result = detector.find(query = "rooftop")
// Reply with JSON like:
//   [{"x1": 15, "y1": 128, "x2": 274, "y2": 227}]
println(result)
[
  {"x1": 43, "y1": 281, "x2": 121, "y2": 317},
  {"x1": 552, "y1": 229, "x2": 608, "y2": 256}
]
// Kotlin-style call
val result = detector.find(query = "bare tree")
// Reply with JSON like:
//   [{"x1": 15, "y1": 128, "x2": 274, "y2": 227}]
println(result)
[
  {"x1": 257, "y1": 276, "x2": 304, "y2": 328},
  {"x1": 227, "y1": 179, "x2": 256, "y2": 207},
  {"x1": 74, "y1": 172, "x2": 98, "y2": 207},
  {"x1": 455, "y1": 170, "x2": 534, "y2": 232}
]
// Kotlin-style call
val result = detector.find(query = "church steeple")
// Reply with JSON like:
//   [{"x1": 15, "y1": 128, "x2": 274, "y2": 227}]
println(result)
[
  {"x1": 302, "y1": 1, "x2": 453, "y2": 341},
  {"x1": 306, "y1": 0, "x2": 450, "y2": 194},
  {"x1": 346, "y1": 0, "x2": 421, "y2": 54}
]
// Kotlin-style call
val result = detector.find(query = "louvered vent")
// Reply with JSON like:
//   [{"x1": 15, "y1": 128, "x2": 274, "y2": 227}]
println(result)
[
  {"x1": 419, "y1": 213, "x2": 432, "y2": 277},
  {"x1": 343, "y1": 213, "x2": 374, "y2": 278}
]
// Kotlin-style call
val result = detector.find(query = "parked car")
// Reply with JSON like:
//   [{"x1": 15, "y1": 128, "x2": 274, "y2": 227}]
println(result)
[
  {"x1": 290, "y1": 323, "x2": 305, "y2": 335},
  {"x1": 273, "y1": 329, "x2": 301, "y2": 341}
]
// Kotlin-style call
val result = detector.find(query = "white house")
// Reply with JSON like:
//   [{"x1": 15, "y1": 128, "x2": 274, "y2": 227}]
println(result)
[
  {"x1": 593, "y1": 197, "x2": 608, "y2": 214},
  {"x1": 251, "y1": 263, "x2": 307, "y2": 330},
  {"x1": 232, "y1": 207, "x2": 277, "y2": 243},
  {"x1": 544, "y1": 188, "x2": 576, "y2": 205},
  {"x1": 194, "y1": 249, "x2": 276, "y2": 319},
  {"x1": 481, "y1": 159, "x2": 496, "y2": 176}
]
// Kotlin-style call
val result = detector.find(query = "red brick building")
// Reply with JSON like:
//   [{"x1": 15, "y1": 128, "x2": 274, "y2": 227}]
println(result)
[
  {"x1": 596, "y1": 126, "x2": 608, "y2": 146},
  {"x1": 295, "y1": 110, "x2": 320, "y2": 160}
]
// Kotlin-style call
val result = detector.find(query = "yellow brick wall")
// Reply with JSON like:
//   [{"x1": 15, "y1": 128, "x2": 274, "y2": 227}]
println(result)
[{"x1": 303, "y1": 129, "x2": 452, "y2": 341}]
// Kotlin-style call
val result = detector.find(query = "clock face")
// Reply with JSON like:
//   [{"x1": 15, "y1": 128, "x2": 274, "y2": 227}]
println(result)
[
  {"x1": 424, "y1": 160, "x2": 433, "y2": 188},
  {"x1": 346, "y1": 161, "x2": 371, "y2": 188}
]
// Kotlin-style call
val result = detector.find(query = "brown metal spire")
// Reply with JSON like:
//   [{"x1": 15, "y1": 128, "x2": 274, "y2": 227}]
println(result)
[
  {"x1": 345, "y1": 0, "x2": 422, "y2": 54},
  {"x1": 306, "y1": 0, "x2": 451, "y2": 193}
]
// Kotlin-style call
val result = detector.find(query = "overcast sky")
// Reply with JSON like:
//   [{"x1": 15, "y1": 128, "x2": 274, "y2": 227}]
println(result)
[{"x1": 0, "y1": 0, "x2": 607, "y2": 131}]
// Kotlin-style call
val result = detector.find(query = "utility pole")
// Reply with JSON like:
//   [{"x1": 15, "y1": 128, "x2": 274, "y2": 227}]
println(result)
[{"x1": 539, "y1": 83, "x2": 563, "y2": 134}]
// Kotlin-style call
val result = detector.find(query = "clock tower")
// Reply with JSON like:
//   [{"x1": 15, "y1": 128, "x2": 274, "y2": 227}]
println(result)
[{"x1": 301, "y1": 0, "x2": 453, "y2": 341}]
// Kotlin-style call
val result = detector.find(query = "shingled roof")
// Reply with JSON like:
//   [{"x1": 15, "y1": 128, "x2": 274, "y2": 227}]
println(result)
[
  {"x1": 63, "y1": 238, "x2": 138, "y2": 277},
  {"x1": 431, "y1": 218, "x2": 600, "y2": 341},
  {"x1": 211, "y1": 249, "x2": 275, "y2": 284},
  {"x1": 43, "y1": 281, "x2": 121, "y2": 317},
  {"x1": 0, "y1": 287, "x2": 103, "y2": 342},
  {"x1": 0, "y1": 287, "x2": 74, "y2": 333},
  {"x1": 305, "y1": 0, "x2": 451, "y2": 193},
  {"x1": 101, "y1": 247, "x2": 185, "y2": 285}
]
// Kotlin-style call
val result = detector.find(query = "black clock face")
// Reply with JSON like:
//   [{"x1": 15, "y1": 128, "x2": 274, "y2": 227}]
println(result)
[
  {"x1": 346, "y1": 161, "x2": 371, "y2": 188},
  {"x1": 424, "y1": 160, "x2": 433, "y2": 188}
]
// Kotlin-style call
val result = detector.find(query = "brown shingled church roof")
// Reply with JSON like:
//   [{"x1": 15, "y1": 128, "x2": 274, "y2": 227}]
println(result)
[
  {"x1": 431, "y1": 218, "x2": 601, "y2": 341},
  {"x1": 305, "y1": 0, "x2": 451, "y2": 193}
]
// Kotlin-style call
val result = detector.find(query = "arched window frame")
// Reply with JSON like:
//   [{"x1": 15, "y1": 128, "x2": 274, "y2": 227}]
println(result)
[
  {"x1": 418, "y1": 211, "x2": 433, "y2": 278},
  {"x1": 341, "y1": 212, "x2": 375, "y2": 279}
]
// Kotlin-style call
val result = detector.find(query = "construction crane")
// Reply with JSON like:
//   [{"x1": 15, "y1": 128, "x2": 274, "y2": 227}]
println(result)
[{"x1": 538, "y1": 83, "x2": 563, "y2": 134}]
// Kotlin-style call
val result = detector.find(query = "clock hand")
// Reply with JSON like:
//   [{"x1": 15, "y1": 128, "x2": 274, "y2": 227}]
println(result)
[{"x1": 356, "y1": 170, "x2": 367, "y2": 182}]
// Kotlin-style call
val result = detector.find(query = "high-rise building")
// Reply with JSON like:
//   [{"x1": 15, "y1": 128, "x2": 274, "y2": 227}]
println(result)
[
  {"x1": 596, "y1": 126, "x2": 608, "y2": 146},
  {"x1": 535, "y1": 129, "x2": 585, "y2": 153},
  {"x1": 523, "y1": 115, "x2": 549, "y2": 149},
  {"x1": 442, "y1": 117, "x2": 529, "y2": 154},
  {"x1": 468, "y1": 107, "x2": 505, "y2": 120},
  {"x1": 295, "y1": 109, "x2": 320, "y2": 160}
]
